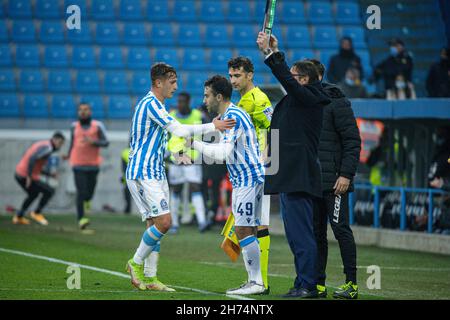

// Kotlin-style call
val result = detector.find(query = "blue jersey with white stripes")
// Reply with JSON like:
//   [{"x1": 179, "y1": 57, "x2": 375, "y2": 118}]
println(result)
[
  {"x1": 221, "y1": 103, "x2": 265, "y2": 188},
  {"x1": 126, "y1": 91, "x2": 175, "y2": 180}
]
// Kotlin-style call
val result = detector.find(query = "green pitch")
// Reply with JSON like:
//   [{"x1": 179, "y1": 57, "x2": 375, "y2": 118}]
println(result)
[{"x1": 1, "y1": 214, "x2": 449, "y2": 300}]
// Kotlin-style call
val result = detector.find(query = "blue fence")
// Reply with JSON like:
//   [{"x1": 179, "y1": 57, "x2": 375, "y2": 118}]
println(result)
[{"x1": 349, "y1": 184, "x2": 447, "y2": 233}]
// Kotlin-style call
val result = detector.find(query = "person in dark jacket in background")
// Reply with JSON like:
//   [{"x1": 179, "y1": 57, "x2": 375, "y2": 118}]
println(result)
[
  {"x1": 374, "y1": 38, "x2": 414, "y2": 93},
  {"x1": 308, "y1": 59, "x2": 361, "y2": 299},
  {"x1": 426, "y1": 47, "x2": 450, "y2": 97},
  {"x1": 257, "y1": 32, "x2": 331, "y2": 299},
  {"x1": 327, "y1": 37, "x2": 363, "y2": 84}
]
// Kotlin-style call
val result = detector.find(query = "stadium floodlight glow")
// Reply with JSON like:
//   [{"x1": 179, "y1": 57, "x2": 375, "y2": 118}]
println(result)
[{"x1": 262, "y1": 0, "x2": 277, "y2": 37}]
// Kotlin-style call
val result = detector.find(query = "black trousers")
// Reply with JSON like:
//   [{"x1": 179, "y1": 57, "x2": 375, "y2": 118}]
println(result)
[
  {"x1": 15, "y1": 174, "x2": 54, "y2": 217},
  {"x1": 314, "y1": 192, "x2": 357, "y2": 285},
  {"x1": 123, "y1": 183, "x2": 131, "y2": 214},
  {"x1": 280, "y1": 192, "x2": 317, "y2": 291},
  {"x1": 73, "y1": 168, "x2": 99, "y2": 220}
]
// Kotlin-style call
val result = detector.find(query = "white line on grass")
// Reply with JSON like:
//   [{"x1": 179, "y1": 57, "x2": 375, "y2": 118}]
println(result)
[{"x1": 0, "y1": 247, "x2": 253, "y2": 301}]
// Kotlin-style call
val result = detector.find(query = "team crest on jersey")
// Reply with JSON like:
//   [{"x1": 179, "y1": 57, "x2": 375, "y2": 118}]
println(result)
[
  {"x1": 262, "y1": 107, "x2": 273, "y2": 120},
  {"x1": 160, "y1": 199, "x2": 169, "y2": 211},
  {"x1": 151, "y1": 205, "x2": 158, "y2": 215}
]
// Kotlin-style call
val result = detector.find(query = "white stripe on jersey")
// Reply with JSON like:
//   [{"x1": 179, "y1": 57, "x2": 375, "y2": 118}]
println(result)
[
  {"x1": 126, "y1": 91, "x2": 174, "y2": 180},
  {"x1": 221, "y1": 103, "x2": 264, "y2": 188}
]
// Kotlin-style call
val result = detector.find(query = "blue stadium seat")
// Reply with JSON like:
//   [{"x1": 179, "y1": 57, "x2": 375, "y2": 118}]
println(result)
[
  {"x1": 51, "y1": 95, "x2": 76, "y2": 119},
  {"x1": 15, "y1": 45, "x2": 40, "y2": 67},
  {"x1": 23, "y1": 95, "x2": 49, "y2": 118},
  {"x1": 108, "y1": 95, "x2": 132, "y2": 119},
  {"x1": 285, "y1": 25, "x2": 311, "y2": 48},
  {"x1": 336, "y1": 2, "x2": 362, "y2": 25},
  {"x1": 205, "y1": 25, "x2": 230, "y2": 47},
  {"x1": 0, "y1": 94, "x2": 20, "y2": 117},
  {"x1": 44, "y1": 45, "x2": 68, "y2": 68},
  {"x1": 99, "y1": 47, "x2": 124, "y2": 69},
  {"x1": 127, "y1": 47, "x2": 152, "y2": 70},
  {"x1": 67, "y1": 23, "x2": 92, "y2": 44},
  {"x1": 90, "y1": 0, "x2": 115, "y2": 20},
  {"x1": 65, "y1": 0, "x2": 87, "y2": 16},
  {"x1": 237, "y1": 49, "x2": 265, "y2": 72},
  {"x1": 208, "y1": 48, "x2": 233, "y2": 72},
  {"x1": 147, "y1": 1, "x2": 169, "y2": 22},
  {"x1": 177, "y1": 24, "x2": 202, "y2": 47},
  {"x1": 280, "y1": 2, "x2": 306, "y2": 24},
  {"x1": 313, "y1": 26, "x2": 338, "y2": 49},
  {"x1": 358, "y1": 50, "x2": 371, "y2": 68},
  {"x1": 226, "y1": 1, "x2": 251, "y2": 23},
  {"x1": 308, "y1": 1, "x2": 334, "y2": 24},
  {"x1": 131, "y1": 71, "x2": 151, "y2": 96},
  {"x1": 7, "y1": 0, "x2": 32, "y2": 18},
  {"x1": 290, "y1": 49, "x2": 317, "y2": 64},
  {"x1": 72, "y1": 46, "x2": 96, "y2": 68},
  {"x1": 35, "y1": 0, "x2": 62, "y2": 19},
  {"x1": 232, "y1": 25, "x2": 256, "y2": 48},
  {"x1": 0, "y1": 21, "x2": 8, "y2": 42},
  {"x1": 123, "y1": 23, "x2": 148, "y2": 45},
  {"x1": 19, "y1": 70, "x2": 44, "y2": 92},
  {"x1": 150, "y1": 24, "x2": 175, "y2": 46},
  {"x1": 47, "y1": 70, "x2": 72, "y2": 93},
  {"x1": 12, "y1": 21, "x2": 36, "y2": 43},
  {"x1": 183, "y1": 72, "x2": 207, "y2": 95},
  {"x1": 318, "y1": 50, "x2": 336, "y2": 68},
  {"x1": 0, "y1": 69, "x2": 15, "y2": 91},
  {"x1": 75, "y1": 71, "x2": 100, "y2": 93},
  {"x1": 341, "y1": 26, "x2": 367, "y2": 49},
  {"x1": 95, "y1": 22, "x2": 120, "y2": 45},
  {"x1": 199, "y1": 2, "x2": 225, "y2": 22},
  {"x1": 119, "y1": 0, "x2": 143, "y2": 20},
  {"x1": 0, "y1": 45, "x2": 12, "y2": 67},
  {"x1": 154, "y1": 48, "x2": 179, "y2": 68},
  {"x1": 80, "y1": 95, "x2": 105, "y2": 118},
  {"x1": 0, "y1": 2, "x2": 4, "y2": 17},
  {"x1": 172, "y1": 1, "x2": 197, "y2": 22},
  {"x1": 182, "y1": 49, "x2": 206, "y2": 71},
  {"x1": 40, "y1": 21, "x2": 65, "y2": 44},
  {"x1": 252, "y1": 73, "x2": 266, "y2": 86},
  {"x1": 103, "y1": 71, "x2": 129, "y2": 94}
]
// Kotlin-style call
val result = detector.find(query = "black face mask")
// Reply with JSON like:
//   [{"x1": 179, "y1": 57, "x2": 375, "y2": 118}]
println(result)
[{"x1": 79, "y1": 116, "x2": 92, "y2": 125}]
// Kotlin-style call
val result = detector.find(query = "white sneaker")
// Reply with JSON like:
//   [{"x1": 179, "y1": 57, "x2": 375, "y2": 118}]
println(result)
[{"x1": 226, "y1": 281, "x2": 266, "y2": 295}]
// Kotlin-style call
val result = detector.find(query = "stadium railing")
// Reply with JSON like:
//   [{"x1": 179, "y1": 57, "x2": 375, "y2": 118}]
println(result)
[{"x1": 349, "y1": 184, "x2": 447, "y2": 233}]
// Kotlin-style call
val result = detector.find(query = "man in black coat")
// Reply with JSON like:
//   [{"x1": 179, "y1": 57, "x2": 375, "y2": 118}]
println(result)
[
  {"x1": 308, "y1": 59, "x2": 361, "y2": 299},
  {"x1": 374, "y1": 38, "x2": 414, "y2": 92},
  {"x1": 327, "y1": 37, "x2": 364, "y2": 84},
  {"x1": 426, "y1": 47, "x2": 450, "y2": 97},
  {"x1": 257, "y1": 32, "x2": 331, "y2": 298}
]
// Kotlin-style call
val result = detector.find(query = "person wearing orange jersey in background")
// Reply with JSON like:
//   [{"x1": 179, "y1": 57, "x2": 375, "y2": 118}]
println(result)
[
  {"x1": 14, "y1": 132, "x2": 66, "y2": 226},
  {"x1": 65, "y1": 103, "x2": 109, "y2": 230}
]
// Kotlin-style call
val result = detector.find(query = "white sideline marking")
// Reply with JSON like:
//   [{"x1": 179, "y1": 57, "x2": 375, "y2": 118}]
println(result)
[{"x1": 0, "y1": 247, "x2": 253, "y2": 301}]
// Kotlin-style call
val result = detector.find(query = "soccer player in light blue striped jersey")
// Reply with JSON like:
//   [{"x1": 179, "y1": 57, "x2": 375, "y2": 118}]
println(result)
[
  {"x1": 125, "y1": 63, "x2": 236, "y2": 292},
  {"x1": 190, "y1": 75, "x2": 266, "y2": 295}
]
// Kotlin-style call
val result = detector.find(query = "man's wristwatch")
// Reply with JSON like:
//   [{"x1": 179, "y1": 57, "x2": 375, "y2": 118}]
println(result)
[{"x1": 263, "y1": 48, "x2": 273, "y2": 56}]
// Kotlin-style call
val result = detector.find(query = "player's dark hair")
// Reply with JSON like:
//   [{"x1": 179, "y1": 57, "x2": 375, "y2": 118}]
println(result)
[
  {"x1": 204, "y1": 75, "x2": 232, "y2": 100},
  {"x1": 178, "y1": 91, "x2": 191, "y2": 101},
  {"x1": 228, "y1": 56, "x2": 254, "y2": 73},
  {"x1": 151, "y1": 62, "x2": 177, "y2": 85},
  {"x1": 292, "y1": 60, "x2": 320, "y2": 84},
  {"x1": 53, "y1": 131, "x2": 65, "y2": 140},
  {"x1": 305, "y1": 58, "x2": 325, "y2": 78}
]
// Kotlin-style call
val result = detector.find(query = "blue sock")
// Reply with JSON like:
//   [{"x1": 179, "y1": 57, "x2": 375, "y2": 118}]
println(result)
[{"x1": 133, "y1": 226, "x2": 164, "y2": 264}]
